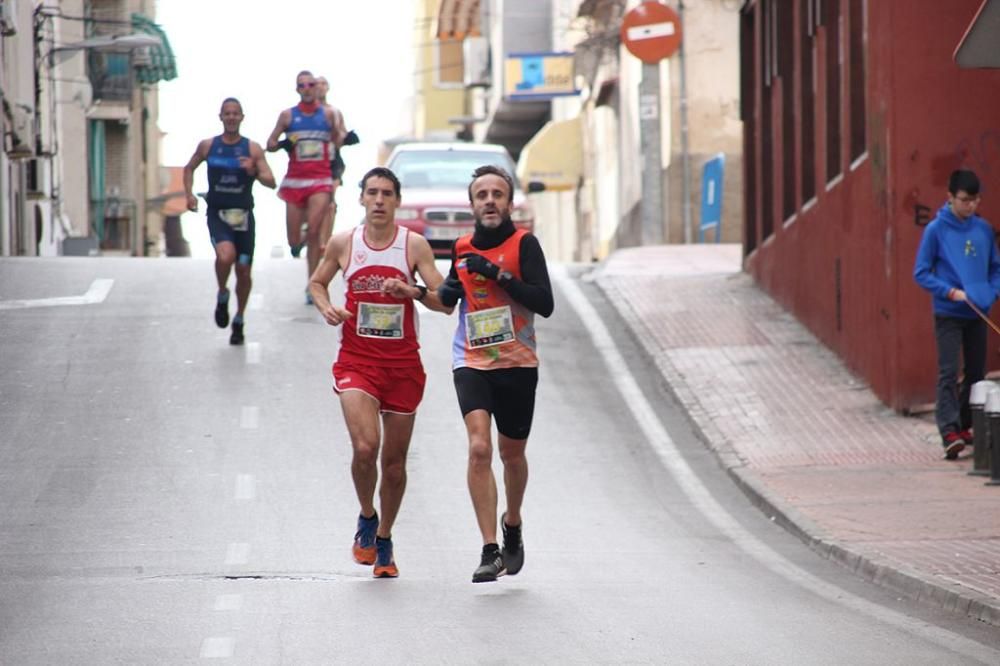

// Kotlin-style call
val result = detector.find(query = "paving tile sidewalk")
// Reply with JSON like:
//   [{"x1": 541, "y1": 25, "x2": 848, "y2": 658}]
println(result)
[{"x1": 593, "y1": 244, "x2": 1000, "y2": 626}]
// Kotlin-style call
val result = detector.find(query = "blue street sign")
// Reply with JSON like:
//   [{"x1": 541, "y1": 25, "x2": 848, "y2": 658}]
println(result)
[{"x1": 699, "y1": 153, "x2": 725, "y2": 243}]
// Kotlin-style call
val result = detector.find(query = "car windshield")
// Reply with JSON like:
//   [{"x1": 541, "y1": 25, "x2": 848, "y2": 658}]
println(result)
[{"x1": 388, "y1": 149, "x2": 521, "y2": 191}]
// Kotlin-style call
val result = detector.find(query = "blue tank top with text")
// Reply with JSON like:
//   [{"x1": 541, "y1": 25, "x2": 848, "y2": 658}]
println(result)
[{"x1": 206, "y1": 136, "x2": 254, "y2": 210}]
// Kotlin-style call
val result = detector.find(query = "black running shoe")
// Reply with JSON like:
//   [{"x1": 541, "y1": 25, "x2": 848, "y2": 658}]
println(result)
[
  {"x1": 501, "y1": 513, "x2": 524, "y2": 576},
  {"x1": 214, "y1": 294, "x2": 230, "y2": 328},
  {"x1": 472, "y1": 544, "x2": 505, "y2": 583},
  {"x1": 229, "y1": 320, "x2": 244, "y2": 346}
]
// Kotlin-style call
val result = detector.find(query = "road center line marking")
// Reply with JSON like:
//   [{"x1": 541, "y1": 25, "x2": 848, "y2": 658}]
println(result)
[
  {"x1": 0, "y1": 278, "x2": 114, "y2": 310},
  {"x1": 199, "y1": 636, "x2": 235, "y2": 658},
  {"x1": 245, "y1": 342, "x2": 261, "y2": 365},
  {"x1": 224, "y1": 542, "x2": 250, "y2": 566},
  {"x1": 240, "y1": 406, "x2": 259, "y2": 429},
  {"x1": 235, "y1": 474, "x2": 256, "y2": 501},
  {"x1": 555, "y1": 267, "x2": 1000, "y2": 662},
  {"x1": 213, "y1": 594, "x2": 243, "y2": 612}
]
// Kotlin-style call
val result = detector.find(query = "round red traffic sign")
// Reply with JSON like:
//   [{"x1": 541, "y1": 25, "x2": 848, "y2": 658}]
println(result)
[{"x1": 620, "y1": 2, "x2": 682, "y2": 64}]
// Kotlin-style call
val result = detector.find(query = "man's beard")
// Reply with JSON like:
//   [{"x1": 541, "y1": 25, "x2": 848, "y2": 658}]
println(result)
[{"x1": 474, "y1": 210, "x2": 511, "y2": 229}]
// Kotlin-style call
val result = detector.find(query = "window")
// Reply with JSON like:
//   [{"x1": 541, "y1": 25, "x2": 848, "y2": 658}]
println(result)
[
  {"x1": 824, "y1": 0, "x2": 842, "y2": 183},
  {"x1": 849, "y1": 0, "x2": 867, "y2": 162},
  {"x1": 801, "y1": 0, "x2": 819, "y2": 204},
  {"x1": 778, "y1": 0, "x2": 795, "y2": 221}
]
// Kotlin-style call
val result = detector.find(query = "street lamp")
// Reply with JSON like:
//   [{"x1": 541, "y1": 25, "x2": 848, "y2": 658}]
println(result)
[{"x1": 47, "y1": 33, "x2": 161, "y2": 64}]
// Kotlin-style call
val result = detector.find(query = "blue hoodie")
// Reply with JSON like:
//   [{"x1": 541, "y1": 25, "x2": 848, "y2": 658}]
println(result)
[{"x1": 913, "y1": 203, "x2": 1000, "y2": 317}]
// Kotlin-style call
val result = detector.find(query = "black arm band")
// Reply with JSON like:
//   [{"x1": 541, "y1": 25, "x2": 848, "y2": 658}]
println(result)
[{"x1": 415, "y1": 285, "x2": 428, "y2": 301}]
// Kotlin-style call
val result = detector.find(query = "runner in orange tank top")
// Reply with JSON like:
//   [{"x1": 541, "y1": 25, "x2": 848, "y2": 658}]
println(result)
[
  {"x1": 309, "y1": 167, "x2": 452, "y2": 578},
  {"x1": 436, "y1": 165, "x2": 554, "y2": 583}
]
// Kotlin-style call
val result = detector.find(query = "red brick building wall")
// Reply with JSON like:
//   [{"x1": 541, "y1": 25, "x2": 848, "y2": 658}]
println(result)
[{"x1": 741, "y1": 0, "x2": 1000, "y2": 411}]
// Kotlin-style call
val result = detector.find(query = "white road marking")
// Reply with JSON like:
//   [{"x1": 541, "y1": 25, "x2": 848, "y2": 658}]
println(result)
[
  {"x1": 554, "y1": 267, "x2": 1000, "y2": 662},
  {"x1": 213, "y1": 594, "x2": 243, "y2": 612},
  {"x1": 224, "y1": 542, "x2": 250, "y2": 566},
  {"x1": 199, "y1": 636, "x2": 234, "y2": 658},
  {"x1": 234, "y1": 474, "x2": 256, "y2": 501},
  {"x1": 0, "y1": 278, "x2": 114, "y2": 310},
  {"x1": 245, "y1": 342, "x2": 261, "y2": 365},
  {"x1": 240, "y1": 406, "x2": 259, "y2": 429}
]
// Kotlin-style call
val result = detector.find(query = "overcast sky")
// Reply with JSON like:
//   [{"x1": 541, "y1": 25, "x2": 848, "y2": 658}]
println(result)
[{"x1": 155, "y1": 1, "x2": 417, "y2": 257}]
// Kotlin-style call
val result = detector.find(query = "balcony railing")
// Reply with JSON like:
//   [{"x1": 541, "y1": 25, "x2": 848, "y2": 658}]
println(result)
[{"x1": 88, "y1": 52, "x2": 133, "y2": 102}]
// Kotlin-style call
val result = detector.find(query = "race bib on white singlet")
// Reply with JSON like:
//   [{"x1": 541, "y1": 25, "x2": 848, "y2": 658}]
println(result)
[
  {"x1": 465, "y1": 305, "x2": 515, "y2": 349},
  {"x1": 295, "y1": 139, "x2": 324, "y2": 162},
  {"x1": 357, "y1": 302, "x2": 404, "y2": 339},
  {"x1": 218, "y1": 208, "x2": 249, "y2": 231}
]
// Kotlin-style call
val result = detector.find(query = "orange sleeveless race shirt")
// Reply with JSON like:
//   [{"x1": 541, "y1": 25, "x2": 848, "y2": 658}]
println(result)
[
  {"x1": 339, "y1": 225, "x2": 421, "y2": 368},
  {"x1": 451, "y1": 229, "x2": 538, "y2": 370}
]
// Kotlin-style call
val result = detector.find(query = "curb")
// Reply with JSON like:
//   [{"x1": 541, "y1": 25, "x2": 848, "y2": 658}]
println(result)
[{"x1": 591, "y1": 271, "x2": 1000, "y2": 628}]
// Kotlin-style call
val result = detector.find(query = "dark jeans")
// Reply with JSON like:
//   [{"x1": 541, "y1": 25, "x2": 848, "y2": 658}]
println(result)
[{"x1": 934, "y1": 315, "x2": 987, "y2": 437}]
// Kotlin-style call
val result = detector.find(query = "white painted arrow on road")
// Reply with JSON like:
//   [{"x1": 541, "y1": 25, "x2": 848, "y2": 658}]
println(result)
[{"x1": 0, "y1": 278, "x2": 114, "y2": 310}]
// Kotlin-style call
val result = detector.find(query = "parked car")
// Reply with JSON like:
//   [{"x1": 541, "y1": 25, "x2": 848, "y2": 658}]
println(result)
[{"x1": 384, "y1": 142, "x2": 543, "y2": 258}]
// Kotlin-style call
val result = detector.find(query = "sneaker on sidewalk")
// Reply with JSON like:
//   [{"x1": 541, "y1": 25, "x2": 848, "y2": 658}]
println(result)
[
  {"x1": 472, "y1": 544, "x2": 505, "y2": 583},
  {"x1": 943, "y1": 432, "x2": 965, "y2": 460},
  {"x1": 958, "y1": 428, "x2": 975, "y2": 446},
  {"x1": 352, "y1": 512, "x2": 378, "y2": 565},
  {"x1": 373, "y1": 536, "x2": 398, "y2": 578},
  {"x1": 229, "y1": 319, "x2": 244, "y2": 346},
  {"x1": 501, "y1": 513, "x2": 524, "y2": 576},
  {"x1": 214, "y1": 291, "x2": 230, "y2": 328}
]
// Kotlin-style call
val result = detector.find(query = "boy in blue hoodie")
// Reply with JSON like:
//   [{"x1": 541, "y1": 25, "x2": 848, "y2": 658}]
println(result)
[{"x1": 914, "y1": 169, "x2": 1000, "y2": 459}]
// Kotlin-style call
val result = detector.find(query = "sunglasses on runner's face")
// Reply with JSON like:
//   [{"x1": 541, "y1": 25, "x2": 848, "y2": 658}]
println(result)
[{"x1": 297, "y1": 82, "x2": 316, "y2": 89}]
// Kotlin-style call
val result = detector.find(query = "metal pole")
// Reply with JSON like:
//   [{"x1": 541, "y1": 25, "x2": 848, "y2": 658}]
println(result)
[
  {"x1": 986, "y1": 389, "x2": 1000, "y2": 486},
  {"x1": 678, "y1": 0, "x2": 692, "y2": 244},
  {"x1": 639, "y1": 62, "x2": 664, "y2": 245},
  {"x1": 969, "y1": 381, "x2": 993, "y2": 476}
]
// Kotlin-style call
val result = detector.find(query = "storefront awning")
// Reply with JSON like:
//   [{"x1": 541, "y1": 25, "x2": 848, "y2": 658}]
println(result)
[
  {"x1": 437, "y1": 0, "x2": 481, "y2": 39},
  {"x1": 955, "y1": 0, "x2": 1000, "y2": 67},
  {"x1": 516, "y1": 117, "x2": 583, "y2": 191},
  {"x1": 130, "y1": 13, "x2": 177, "y2": 83}
]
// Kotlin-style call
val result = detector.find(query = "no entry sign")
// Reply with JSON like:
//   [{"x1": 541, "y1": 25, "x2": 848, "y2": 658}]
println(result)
[{"x1": 621, "y1": 2, "x2": 682, "y2": 64}]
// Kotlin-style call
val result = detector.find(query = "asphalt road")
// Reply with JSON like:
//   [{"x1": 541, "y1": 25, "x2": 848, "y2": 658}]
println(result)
[{"x1": 1, "y1": 256, "x2": 997, "y2": 664}]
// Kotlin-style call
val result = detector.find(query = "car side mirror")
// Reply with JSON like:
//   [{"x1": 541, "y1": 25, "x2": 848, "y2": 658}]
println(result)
[{"x1": 526, "y1": 181, "x2": 546, "y2": 194}]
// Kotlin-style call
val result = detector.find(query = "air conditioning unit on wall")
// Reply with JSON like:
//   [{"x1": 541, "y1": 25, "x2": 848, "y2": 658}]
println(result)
[
  {"x1": 0, "y1": 0, "x2": 19, "y2": 36},
  {"x1": 463, "y1": 37, "x2": 491, "y2": 88}
]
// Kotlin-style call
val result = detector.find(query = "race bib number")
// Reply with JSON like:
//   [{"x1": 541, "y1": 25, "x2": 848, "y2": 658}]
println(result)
[
  {"x1": 295, "y1": 139, "x2": 324, "y2": 161},
  {"x1": 357, "y1": 302, "x2": 404, "y2": 339},
  {"x1": 465, "y1": 305, "x2": 515, "y2": 349},
  {"x1": 219, "y1": 208, "x2": 249, "y2": 231}
]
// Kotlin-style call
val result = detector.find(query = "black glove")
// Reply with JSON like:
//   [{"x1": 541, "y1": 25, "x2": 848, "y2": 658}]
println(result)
[
  {"x1": 461, "y1": 253, "x2": 500, "y2": 281},
  {"x1": 343, "y1": 130, "x2": 360, "y2": 146},
  {"x1": 437, "y1": 276, "x2": 465, "y2": 307}
]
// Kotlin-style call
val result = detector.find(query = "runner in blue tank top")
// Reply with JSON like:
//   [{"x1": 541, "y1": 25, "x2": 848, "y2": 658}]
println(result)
[{"x1": 183, "y1": 98, "x2": 276, "y2": 345}]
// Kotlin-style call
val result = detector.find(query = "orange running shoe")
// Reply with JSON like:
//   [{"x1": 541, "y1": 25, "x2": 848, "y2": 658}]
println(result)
[
  {"x1": 352, "y1": 512, "x2": 378, "y2": 565},
  {"x1": 373, "y1": 536, "x2": 399, "y2": 578}
]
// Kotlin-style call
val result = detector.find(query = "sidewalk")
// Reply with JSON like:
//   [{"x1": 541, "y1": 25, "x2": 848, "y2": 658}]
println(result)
[{"x1": 593, "y1": 244, "x2": 1000, "y2": 627}]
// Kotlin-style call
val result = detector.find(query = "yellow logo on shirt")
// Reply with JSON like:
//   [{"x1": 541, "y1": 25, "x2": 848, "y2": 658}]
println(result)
[{"x1": 965, "y1": 239, "x2": 977, "y2": 257}]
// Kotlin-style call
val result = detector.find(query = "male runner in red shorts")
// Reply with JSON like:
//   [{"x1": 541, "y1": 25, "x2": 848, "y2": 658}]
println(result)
[
  {"x1": 266, "y1": 70, "x2": 346, "y2": 302},
  {"x1": 308, "y1": 167, "x2": 451, "y2": 577}
]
